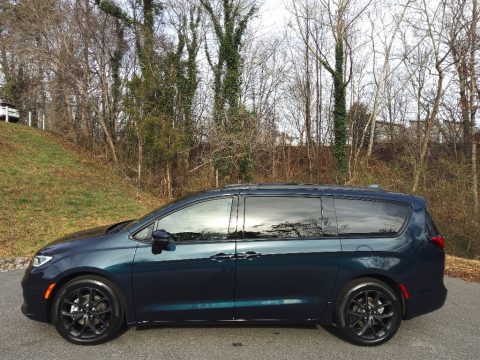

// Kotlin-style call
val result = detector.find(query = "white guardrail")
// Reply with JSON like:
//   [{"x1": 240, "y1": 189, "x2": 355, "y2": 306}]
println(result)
[
  {"x1": 1, "y1": 104, "x2": 45, "y2": 129},
  {"x1": 0, "y1": 105, "x2": 19, "y2": 121}
]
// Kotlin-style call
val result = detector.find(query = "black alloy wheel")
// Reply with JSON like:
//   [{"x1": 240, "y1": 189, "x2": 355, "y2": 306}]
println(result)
[
  {"x1": 336, "y1": 278, "x2": 402, "y2": 346},
  {"x1": 51, "y1": 275, "x2": 125, "y2": 345}
]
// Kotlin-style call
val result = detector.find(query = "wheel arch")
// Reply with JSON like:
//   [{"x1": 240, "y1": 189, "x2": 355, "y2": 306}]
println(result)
[
  {"x1": 332, "y1": 273, "x2": 407, "y2": 321},
  {"x1": 47, "y1": 270, "x2": 128, "y2": 323}
]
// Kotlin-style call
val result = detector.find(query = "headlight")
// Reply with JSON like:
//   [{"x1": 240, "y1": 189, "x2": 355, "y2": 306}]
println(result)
[{"x1": 32, "y1": 255, "x2": 53, "y2": 268}]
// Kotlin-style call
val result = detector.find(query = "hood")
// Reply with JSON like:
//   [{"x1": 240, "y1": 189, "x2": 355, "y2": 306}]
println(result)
[
  {"x1": 55, "y1": 225, "x2": 110, "y2": 243},
  {"x1": 39, "y1": 224, "x2": 113, "y2": 255}
]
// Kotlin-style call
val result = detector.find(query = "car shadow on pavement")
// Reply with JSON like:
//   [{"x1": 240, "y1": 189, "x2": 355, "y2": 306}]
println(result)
[
  {"x1": 317, "y1": 325, "x2": 353, "y2": 344},
  {"x1": 134, "y1": 323, "x2": 318, "y2": 332}
]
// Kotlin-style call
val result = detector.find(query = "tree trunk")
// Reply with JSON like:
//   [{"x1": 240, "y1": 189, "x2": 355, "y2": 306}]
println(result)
[
  {"x1": 166, "y1": 162, "x2": 173, "y2": 198},
  {"x1": 100, "y1": 119, "x2": 118, "y2": 164},
  {"x1": 315, "y1": 51, "x2": 322, "y2": 182},
  {"x1": 137, "y1": 129, "x2": 143, "y2": 185},
  {"x1": 412, "y1": 69, "x2": 443, "y2": 192},
  {"x1": 304, "y1": 18, "x2": 313, "y2": 180},
  {"x1": 470, "y1": 0, "x2": 478, "y2": 215},
  {"x1": 81, "y1": 0, "x2": 91, "y2": 145},
  {"x1": 472, "y1": 139, "x2": 478, "y2": 214},
  {"x1": 333, "y1": 37, "x2": 348, "y2": 180}
]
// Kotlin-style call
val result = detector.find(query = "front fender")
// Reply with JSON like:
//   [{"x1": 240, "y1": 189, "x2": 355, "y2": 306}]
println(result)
[{"x1": 50, "y1": 245, "x2": 138, "y2": 323}]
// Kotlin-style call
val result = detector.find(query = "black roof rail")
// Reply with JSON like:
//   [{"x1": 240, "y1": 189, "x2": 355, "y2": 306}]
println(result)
[{"x1": 221, "y1": 183, "x2": 385, "y2": 192}]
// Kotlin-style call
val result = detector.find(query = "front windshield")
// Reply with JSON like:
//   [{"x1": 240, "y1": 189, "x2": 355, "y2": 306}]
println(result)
[{"x1": 124, "y1": 202, "x2": 173, "y2": 230}]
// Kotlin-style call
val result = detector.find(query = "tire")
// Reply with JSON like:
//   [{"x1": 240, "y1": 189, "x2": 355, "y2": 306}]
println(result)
[
  {"x1": 51, "y1": 275, "x2": 125, "y2": 345},
  {"x1": 335, "y1": 277, "x2": 402, "y2": 346}
]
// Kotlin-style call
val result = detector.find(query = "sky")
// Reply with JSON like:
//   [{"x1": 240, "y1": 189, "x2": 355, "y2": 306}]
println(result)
[{"x1": 258, "y1": 0, "x2": 289, "y2": 33}]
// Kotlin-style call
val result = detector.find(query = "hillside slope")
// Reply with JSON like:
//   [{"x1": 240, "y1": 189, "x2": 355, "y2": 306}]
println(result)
[{"x1": 0, "y1": 122, "x2": 159, "y2": 257}]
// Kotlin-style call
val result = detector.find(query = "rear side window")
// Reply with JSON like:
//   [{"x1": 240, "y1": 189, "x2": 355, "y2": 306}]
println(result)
[
  {"x1": 243, "y1": 197, "x2": 322, "y2": 239},
  {"x1": 334, "y1": 198, "x2": 410, "y2": 236}
]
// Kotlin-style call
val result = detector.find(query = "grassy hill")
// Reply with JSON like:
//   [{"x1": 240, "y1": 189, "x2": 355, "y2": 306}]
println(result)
[{"x1": 0, "y1": 122, "x2": 160, "y2": 257}]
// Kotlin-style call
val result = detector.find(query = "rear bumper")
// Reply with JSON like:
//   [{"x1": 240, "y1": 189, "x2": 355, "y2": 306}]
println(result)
[{"x1": 404, "y1": 282, "x2": 447, "y2": 320}]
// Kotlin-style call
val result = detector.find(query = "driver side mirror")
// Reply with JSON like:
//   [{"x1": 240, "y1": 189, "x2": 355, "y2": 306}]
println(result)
[{"x1": 152, "y1": 229, "x2": 173, "y2": 254}]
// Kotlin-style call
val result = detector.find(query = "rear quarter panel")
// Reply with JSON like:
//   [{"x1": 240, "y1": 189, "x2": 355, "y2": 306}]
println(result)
[{"x1": 324, "y1": 196, "x2": 445, "y2": 322}]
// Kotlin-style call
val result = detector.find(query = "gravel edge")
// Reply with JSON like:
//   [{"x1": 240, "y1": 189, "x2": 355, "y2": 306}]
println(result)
[{"x1": 0, "y1": 257, "x2": 31, "y2": 272}]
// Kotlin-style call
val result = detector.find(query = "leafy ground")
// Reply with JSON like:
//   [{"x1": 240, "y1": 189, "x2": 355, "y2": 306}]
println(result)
[
  {"x1": 445, "y1": 255, "x2": 480, "y2": 282},
  {"x1": 0, "y1": 121, "x2": 161, "y2": 257}
]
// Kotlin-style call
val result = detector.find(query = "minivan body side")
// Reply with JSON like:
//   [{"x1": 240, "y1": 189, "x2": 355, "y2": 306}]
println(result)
[
  {"x1": 233, "y1": 193, "x2": 341, "y2": 321},
  {"x1": 21, "y1": 186, "x2": 447, "y2": 329}
]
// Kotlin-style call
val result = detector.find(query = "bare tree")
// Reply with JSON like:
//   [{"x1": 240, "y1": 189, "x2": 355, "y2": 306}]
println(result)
[
  {"x1": 410, "y1": 0, "x2": 450, "y2": 192},
  {"x1": 291, "y1": 0, "x2": 372, "y2": 180},
  {"x1": 446, "y1": 0, "x2": 479, "y2": 217}
]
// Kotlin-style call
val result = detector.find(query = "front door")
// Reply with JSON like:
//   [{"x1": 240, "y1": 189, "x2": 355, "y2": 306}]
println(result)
[
  {"x1": 234, "y1": 195, "x2": 341, "y2": 320},
  {"x1": 132, "y1": 197, "x2": 237, "y2": 322}
]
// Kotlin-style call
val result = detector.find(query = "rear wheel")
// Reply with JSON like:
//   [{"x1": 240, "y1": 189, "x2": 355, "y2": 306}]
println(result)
[
  {"x1": 51, "y1": 275, "x2": 124, "y2": 345},
  {"x1": 335, "y1": 278, "x2": 402, "y2": 346}
]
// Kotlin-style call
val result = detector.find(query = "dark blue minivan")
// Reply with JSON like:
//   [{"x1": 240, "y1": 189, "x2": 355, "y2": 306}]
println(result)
[{"x1": 21, "y1": 184, "x2": 447, "y2": 345}]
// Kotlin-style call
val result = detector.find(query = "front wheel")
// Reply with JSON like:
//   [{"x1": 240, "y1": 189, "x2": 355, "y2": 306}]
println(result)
[
  {"x1": 335, "y1": 278, "x2": 402, "y2": 346},
  {"x1": 51, "y1": 275, "x2": 125, "y2": 345}
]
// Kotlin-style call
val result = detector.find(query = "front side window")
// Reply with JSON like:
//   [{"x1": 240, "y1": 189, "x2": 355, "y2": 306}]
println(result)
[
  {"x1": 334, "y1": 198, "x2": 410, "y2": 236},
  {"x1": 134, "y1": 197, "x2": 233, "y2": 242},
  {"x1": 243, "y1": 197, "x2": 322, "y2": 239}
]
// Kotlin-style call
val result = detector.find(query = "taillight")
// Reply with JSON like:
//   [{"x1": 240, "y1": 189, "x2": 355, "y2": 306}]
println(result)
[{"x1": 430, "y1": 235, "x2": 445, "y2": 250}]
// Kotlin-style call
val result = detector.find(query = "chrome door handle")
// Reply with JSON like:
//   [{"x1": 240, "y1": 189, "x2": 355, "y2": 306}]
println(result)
[
  {"x1": 237, "y1": 251, "x2": 262, "y2": 259},
  {"x1": 210, "y1": 252, "x2": 235, "y2": 261}
]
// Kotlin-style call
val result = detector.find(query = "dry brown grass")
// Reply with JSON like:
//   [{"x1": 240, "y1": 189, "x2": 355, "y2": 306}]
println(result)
[{"x1": 445, "y1": 255, "x2": 480, "y2": 282}]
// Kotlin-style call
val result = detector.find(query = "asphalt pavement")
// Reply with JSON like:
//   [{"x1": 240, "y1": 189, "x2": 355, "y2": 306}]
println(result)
[{"x1": 0, "y1": 270, "x2": 478, "y2": 360}]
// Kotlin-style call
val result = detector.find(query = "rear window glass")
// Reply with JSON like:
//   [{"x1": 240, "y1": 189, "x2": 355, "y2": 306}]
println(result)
[
  {"x1": 244, "y1": 197, "x2": 322, "y2": 239},
  {"x1": 426, "y1": 212, "x2": 439, "y2": 236},
  {"x1": 334, "y1": 198, "x2": 410, "y2": 236}
]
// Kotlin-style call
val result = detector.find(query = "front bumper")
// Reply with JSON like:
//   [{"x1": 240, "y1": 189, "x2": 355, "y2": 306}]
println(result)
[{"x1": 21, "y1": 265, "x2": 54, "y2": 323}]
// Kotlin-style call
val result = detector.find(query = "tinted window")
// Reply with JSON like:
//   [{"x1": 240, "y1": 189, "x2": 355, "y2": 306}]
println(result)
[
  {"x1": 134, "y1": 198, "x2": 233, "y2": 242},
  {"x1": 335, "y1": 198, "x2": 409, "y2": 235},
  {"x1": 321, "y1": 197, "x2": 338, "y2": 236},
  {"x1": 243, "y1": 197, "x2": 322, "y2": 239},
  {"x1": 426, "y1": 211, "x2": 439, "y2": 236}
]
